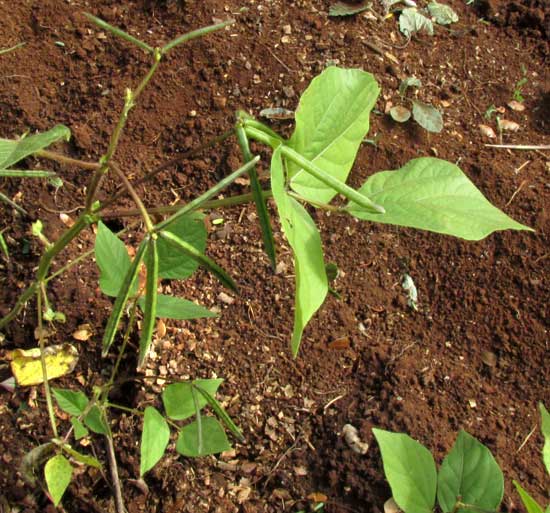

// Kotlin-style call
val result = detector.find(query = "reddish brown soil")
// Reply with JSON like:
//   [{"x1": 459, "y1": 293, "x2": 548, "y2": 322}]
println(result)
[{"x1": 0, "y1": 1, "x2": 548, "y2": 512}]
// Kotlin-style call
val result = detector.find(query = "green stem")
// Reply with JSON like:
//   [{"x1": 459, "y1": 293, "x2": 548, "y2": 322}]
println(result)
[
  {"x1": 0, "y1": 42, "x2": 26, "y2": 56},
  {"x1": 244, "y1": 126, "x2": 385, "y2": 214},
  {"x1": 35, "y1": 150, "x2": 100, "y2": 170},
  {"x1": 191, "y1": 387, "x2": 203, "y2": 454},
  {"x1": 106, "y1": 402, "x2": 181, "y2": 431},
  {"x1": 0, "y1": 215, "x2": 90, "y2": 329},
  {"x1": 154, "y1": 156, "x2": 260, "y2": 232},
  {"x1": 236, "y1": 123, "x2": 276, "y2": 268},
  {"x1": 110, "y1": 162, "x2": 154, "y2": 232},
  {"x1": 0, "y1": 190, "x2": 29, "y2": 216},
  {"x1": 161, "y1": 20, "x2": 234, "y2": 54},
  {"x1": 98, "y1": 129, "x2": 235, "y2": 212},
  {"x1": 106, "y1": 299, "x2": 139, "y2": 390},
  {"x1": 37, "y1": 290, "x2": 58, "y2": 438},
  {"x1": 288, "y1": 191, "x2": 345, "y2": 212}
]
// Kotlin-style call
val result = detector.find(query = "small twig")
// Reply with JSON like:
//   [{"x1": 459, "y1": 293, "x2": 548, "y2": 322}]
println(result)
[
  {"x1": 260, "y1": 42, "x2": 297, "y2": 73},
  {"x1": 105, "y1": 434, "x2": 126, "y2": 513},
  {"x1": 263, "y1": 435, "x2": 301, "y2": 488},
  {"x1": 0, "y1": 190, "x2": 29, "y2": 216},
  {"x1": 505, "y1": 179, "x2": 527, "y2": 207},
  {"x1": 485, "y1": 144, "x2": 550, "y2": 150},
  {"x1": 513, "y1": 160, "x2": 530, "y2": 175},
  {"x1": 323, "y1": 394, "x2": 346, "y2": 413},
  {"x1": 516, "y1": 424, "x2": 537, "y2": 453}
]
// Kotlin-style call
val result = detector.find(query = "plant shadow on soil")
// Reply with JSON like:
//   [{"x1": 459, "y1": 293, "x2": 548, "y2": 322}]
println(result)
[{"x1": 0, "y1": 1, "x2": 548, "y2": 512}]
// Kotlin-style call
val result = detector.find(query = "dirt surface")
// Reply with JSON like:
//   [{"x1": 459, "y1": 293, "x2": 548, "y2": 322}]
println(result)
[{"x1": 0, "y1": 1, "x2": 549, "y2": 512}]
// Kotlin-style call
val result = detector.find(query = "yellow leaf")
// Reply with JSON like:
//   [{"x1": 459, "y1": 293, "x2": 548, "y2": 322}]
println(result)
[{"x1": 8, "y1": 344, "x2": 79, "y2": 386}]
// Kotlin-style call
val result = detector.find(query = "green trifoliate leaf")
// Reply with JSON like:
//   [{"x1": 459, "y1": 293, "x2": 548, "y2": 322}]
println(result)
[
  {"x1": 156, "y1": 213, "x2": 206, "y2": 279},
  {"x1": 271, "y1": 147, "x2": 328, "y2": 356},
  {"x1": 44, "y1": 454, "x2": 72, "y2": 506},
  {"x1": 162, "y1": 379, "x2": 223, "y2": 421},
  {"x1": 0, "y1": 125, "x2": 70, "y2": 169},
  {"x1": 288, "y1": 66, "x2": 379, "y2": 203},
  {"x1": 437, "y1": 431, "x2": 504, "y2": 513},
  {"x1": 176, "y1": 416, "x2": 231, "y2": 457},
  {"x1": 373, "y1": 428, "x2": 437, "y2": 513},
  {"x1": 138, "y1": 294, "x2": 217, "y2": 320},
  {"x1": 428, "y1": 1, "x2": 459, "y2": 25},
  {"x1": 347, "y1": 157, "x2": 532, "y2": 240},
  {"x1": 94, "y1": 221, "x2": 134, "y2": 297},
  {"x1": 412, "y1": 100, "x2": 443, "y2": 133},
  {"x1": 140, "y1": 407, "x2": 170, "y2": 476},
  {"x1": 399, "y1": 8, "x2": 434, "y2": 38}
]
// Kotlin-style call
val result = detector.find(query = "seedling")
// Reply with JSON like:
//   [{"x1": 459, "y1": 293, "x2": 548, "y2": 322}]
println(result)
[
  {"x1": 512, "y1": 65, "x2": 528, "y2": 103},
  {"x1": 374, "y1": 402, "x2": 549, "y2": 513},
  {"x1": 0, "y1": 12, "x2": 532, "y2": 511},
  {"x1": 390, "y1": 76, "x2": 444, "y2": 132}
]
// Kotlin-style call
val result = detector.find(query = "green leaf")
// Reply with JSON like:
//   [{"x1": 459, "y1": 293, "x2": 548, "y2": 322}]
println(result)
[
  {"x1": 399, "y1": 8, "x2": 434, "y2": 38},
  {"x1": 0, "y1": 125, "x2": 70, "y2": 169},
  {"x1": 101, "y1": 240, "x2": 146, "y2": 356},
  {"x1": 140, "y1": 406, "x2": 170, "y2": 476},
  {"x1": 159, "y1": 230, "x2": 237, "y2": 291},
  {"x1": 162, "y1": 379, "x2": 223, "y2": 421},
  {"x1": 176, "y1": 416, "x2": 231, "y2": 457},
  {"x1": 373, "y1": 428, "x2": 436, "y2": 513},
  {"x1": 138, "y1": 294, "x2": 217, "y2": 320},
  {"x1": 288, "y1": 66, "x2": 379, "y2": 203},
  {"x1": 193, "y1": 384, "x2": 244, "y2": 442},
  {"x1": 390, "y1": 105, "x2": 412, "y2": 123},
  {"x1": 44, "y1": 454, "x2": 72, "y2": 506},
  {"x1": 271, "y1": 147, "x2": 328, "y2": 357},
  {"x1": 52, "y1": 388, "x2": 89, "y2": 416},
  {"x1": 437, "y1": 431, "x2": 504, "y2": 513},
  {"x1": 0, "y1": 231, "x2": 8, "y2": 260},
  {"x1": 399, "y1": 77, "x2": 422, "y2": 97},
  {"x1": 540, "y1": 402, "x2": 550, "y2": 475},
  {"x1": 329, "y1": 1, "x2": 370, "y2": 16},
  {"x1": 60, "y1": 444, "x2": 101, "y2": 469},
  {"x1": 95, "y1": 222, "x2": 135, "y2": 297},
  {"x1": 427, "y1": 1, "x2": 459, "y2": 25},
  {"x1": 138, "y1": 237, "x2": 158, "y2": 369},
  {"x1": 513, "y1": 481, "x2": 544, "y2": 513},
  {"x1": 84, "y1": 405, "x2": 109, "y2": 435},
  {"x1": 347, "y1": 157, "x2": 533, "y2": 240},
  {"x1": 70, "y1": 417, "x2": 89, "y2": 440},
  {"x1": 412, "y1": 100, "x2": 443, "y2": 133},
  {"x1": 156, "y1": 213, "x2": 207, "y2": 279}
]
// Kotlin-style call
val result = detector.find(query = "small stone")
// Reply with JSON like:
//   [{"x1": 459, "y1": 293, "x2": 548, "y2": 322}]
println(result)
[
  {"x1": 218, "y1": 292, "x2": 235, "y2": 305},
  {"x1": 213, "y1": 96, "x2": 227, "y2": 109},
  {"x1": 282, "y1": 25, "x2": 292, "y2": 35},
  {"x1": 281, "y1": 35, "x2": 291, "y2": 44}
]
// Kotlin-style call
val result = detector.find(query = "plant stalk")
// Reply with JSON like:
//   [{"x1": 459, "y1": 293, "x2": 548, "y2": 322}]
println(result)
[
  {"x1": 36, "y1": 290, "x2": 59, "y2": 439},
  {"x1": 35, "y1": 150, "x2": 100, "y2": 170}
]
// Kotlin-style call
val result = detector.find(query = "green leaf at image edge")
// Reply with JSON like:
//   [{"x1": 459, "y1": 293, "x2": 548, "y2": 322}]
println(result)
[
  {"x1": 44, "y1": 454, "x2": 72, "y2": 506},
  {"x1": 348, "y1": 157, "x2": 532, "y2": 240},
  {"x1": 513, "y1": 481, "x2": 544, "y2": 513},
  {"x1": 0, "y1": 125, "x2": 70, "y2": 169},
  {"x1": 140, "y1": 406, "x2": 170, "y2": 476},
  {"x1": 437, "y1": 430, "x2": 504, "y2": 513},
  {"x1": 271, "y1": 146, "x2": 328, "y2": 357},
  {"x1": 540, "y1": 402, "x2": 550, "y2": 475},
  {"x1": 373, "y1": 428, "x2": 437, "y2": 513},
  {"x1": 176, "y1": 416, "x2": 231, "y2": 457}
]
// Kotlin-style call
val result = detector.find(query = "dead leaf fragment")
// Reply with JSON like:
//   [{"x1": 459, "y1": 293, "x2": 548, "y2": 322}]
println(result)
[
  {"x1": 8, "y1": 344, "x2": 79, "y2": 386},
  {"x1": 507, "y1": 100, "x2": 525, "y2": 112},
  {"x1": 481, "y1": 350, "x2": 497, "y2": 367},
  {"x1": 342, "y1": 424, "x2": 369, "y2": 455},
  {"x1": 384, "y1": 497, "x2": 400, "y2": 513},
  {"x1": 308, "y1": 492, "x2": 329, "y2": 503},
  {"x1": 293, "y1": 465, "x2": 308, "y2": 476},
  {"x1": 328, "y1": 337, "x2": 351, "y2": 350},
  {"x1": 156, "y1": 318, "x2": 166, "y2": 338},
  {"x1": 72, "y1": 324, "x2": 92, "y2": 341},
  {"x1": 479, "y1": 124, "x2": 496, "y2": 139},
  {"x1": 499, "y1": 119, "x2": 520, "y2": 132}
]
